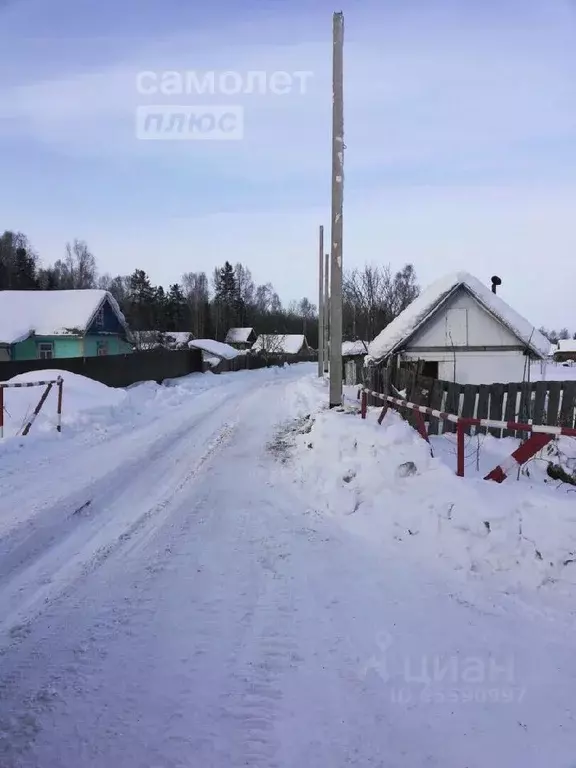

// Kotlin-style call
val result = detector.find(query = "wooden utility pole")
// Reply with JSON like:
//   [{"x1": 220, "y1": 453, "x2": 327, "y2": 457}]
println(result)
[
  {"x1": 329, "y1": 10, "x2": 344, "y2": 407},
  {"x1": 318, "y1": 225, "x2": 324, "y2": 377},
  {"x1": 324, "y1": 253, "x2": 330, "y2": 373}
]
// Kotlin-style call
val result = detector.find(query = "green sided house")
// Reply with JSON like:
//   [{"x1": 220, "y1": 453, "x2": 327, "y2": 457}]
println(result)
[{"x1": 0, "y1": 290, "x2": 133, "y2": 361}]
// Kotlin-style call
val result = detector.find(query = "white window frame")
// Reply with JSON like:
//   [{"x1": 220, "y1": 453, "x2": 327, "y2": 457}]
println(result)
[
  {"x1": 94, "y1": 307, "x2": 105, "y2": 329},
  {"x1": 38, "y1": 342, "x2": 54, "y2": 360},
  {"x1": 96, "y1": 340, "x2": 108, "y2": 356}
]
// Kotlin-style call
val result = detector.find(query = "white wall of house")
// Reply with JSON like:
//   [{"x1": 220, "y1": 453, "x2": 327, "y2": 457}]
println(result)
[
  {"x1": 401, "y1": 288, "x2": 532, "y2": 384},
  {"x1": 411, "y1": 289, "x2": 520, "y2": 348},
  {"x1": 403, "y1": 348, "x2": 528, "y2": 384}
]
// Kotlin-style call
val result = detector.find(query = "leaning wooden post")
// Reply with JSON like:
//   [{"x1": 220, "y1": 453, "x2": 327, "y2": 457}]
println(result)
[
  {"x1": 456, "y1": 420, "x2": 465, "y2": 477},
  {"x1": 56, "y1": 377, "x2": 63, "y2": 433},
  {"x1": 361, "y1": 389, "x2": 367, "y2": 419},
  {"x1": 22, "y1": 381, "x2": 54, "y2": 437}
]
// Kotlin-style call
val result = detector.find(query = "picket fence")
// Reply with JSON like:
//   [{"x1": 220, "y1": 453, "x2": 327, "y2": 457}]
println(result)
[{"x1": 364, "y1": 366, "x2": 576, "y2": 438}]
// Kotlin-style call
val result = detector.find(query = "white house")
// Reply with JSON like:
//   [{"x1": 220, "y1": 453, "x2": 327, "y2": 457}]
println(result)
[
  {"x1": 251, "y1": 334, "x2": 310, "y2": 356},
  {"x1": 224, "y1": 327, "x2": 256, "y2": 349},
  {"x1": 555, "y1": 339, "x2": 576, "y2": 362},
  {"x1": 366, "y1": 272, "x2": 549, "y2": 385}
]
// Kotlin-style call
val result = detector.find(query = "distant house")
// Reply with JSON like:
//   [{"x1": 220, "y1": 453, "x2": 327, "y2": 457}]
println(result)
[
  {"x1": 132, "y1": 330, "x2": 194, "y2": 351},
  {"x1": 225, "y1": 327, "x2": 256, "y2": 350},
  {"x1": 554, "y1": 340, "x2": 576, "y2": 363},
  {"x1": 342, "y1": 340, "x2": 369, "y2": 358},
  {"x1": 342, "y1": 340, "x2": 369, "y2": 385},
  {"x1": 252, "y1": 334, "x2": 311, "y2": 356},
  {"x1": 188, "y1": 339, "x2": 239, "y2": 370},
  {"x1": 366, "y1": 272, "x2": 549, "y2": 385},
  {"x1": 0, "y1": 290, "x2": 132, "y2": 361}
]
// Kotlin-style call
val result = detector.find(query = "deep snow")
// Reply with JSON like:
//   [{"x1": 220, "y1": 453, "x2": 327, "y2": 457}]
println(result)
[{"x1": 1, "y1": 365, "x2": 575, "y2": 767}]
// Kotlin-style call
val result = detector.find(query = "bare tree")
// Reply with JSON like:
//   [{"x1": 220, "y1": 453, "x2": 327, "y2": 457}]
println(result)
[
  {"x1": 343, "y1": 262, "x2": 419, "y2": 342},
  {"x1": 298, "y1": 297, "x2": 317, "y2": 337},
  {"x1": 54, "y1": 239, "x2": 97, "y2": 289},
  {"x1": 182, "y1": 271, "x2": 210, "y2": 337}
]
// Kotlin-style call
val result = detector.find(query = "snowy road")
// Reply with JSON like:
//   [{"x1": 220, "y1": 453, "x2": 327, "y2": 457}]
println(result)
[{"x1": 1, "y1": 365, "x2": 575, "y2": 767}]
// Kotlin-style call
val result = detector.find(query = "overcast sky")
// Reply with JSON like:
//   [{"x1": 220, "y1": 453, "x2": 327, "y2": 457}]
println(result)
[{"x1": 1, "y1": 0, "x2": 575, "y2": 328}]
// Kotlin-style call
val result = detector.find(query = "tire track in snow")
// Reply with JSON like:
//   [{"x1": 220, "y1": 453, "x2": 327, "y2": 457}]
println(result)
[{"x1": 0, "y1": 398, "x2": 241, "y2": 649}]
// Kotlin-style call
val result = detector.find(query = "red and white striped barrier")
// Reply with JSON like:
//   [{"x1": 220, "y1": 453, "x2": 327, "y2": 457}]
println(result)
[
  {"x1": 1, "y1": 377, "x2": 63, "y2": 439},
  {"x1": 0, "y1": 379, "x2": 63, "y2": 389},
  {"x1": 359, "y1": 387, "x2": 576, "y2": 482}
]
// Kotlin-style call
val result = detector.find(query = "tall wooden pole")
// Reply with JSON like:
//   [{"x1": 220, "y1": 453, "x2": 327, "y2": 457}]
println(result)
[
  {"x1": 329, "y1": 10, "x2": 344, "y2": 407},
  {"x1": 318, "y1": 225, "x2": 324, "y2": 377},
  {"x1": 324, "y1": 253, "x2": 330, "y2": 373}
]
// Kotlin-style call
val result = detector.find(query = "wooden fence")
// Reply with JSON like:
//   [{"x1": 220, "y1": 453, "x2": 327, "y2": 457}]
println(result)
[
  {"x1": 364, "y1": 366, "x2": 576, "y2": 438},
  {"x1": 211, "y1": 352, "x2": 317, "y2": 373}
]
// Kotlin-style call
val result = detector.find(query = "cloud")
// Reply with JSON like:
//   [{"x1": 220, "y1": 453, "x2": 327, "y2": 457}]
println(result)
[{"x1": 1, "y1": 1, "x2": 575, "y2": 188}]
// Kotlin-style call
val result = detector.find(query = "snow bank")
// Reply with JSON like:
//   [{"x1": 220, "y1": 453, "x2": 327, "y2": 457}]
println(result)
[
  {"x1": 1, "y1": 370, "x2": 126, "y2": 436},
  {"x1": 292, "y1": 406, "x2": 576, "y2": 595},
  {"x1": 189, "y1": 339, "x2": 238, "y2": 360},
  {"x1": 367, "y1": 272, "x2": 550, "y2": 363}
]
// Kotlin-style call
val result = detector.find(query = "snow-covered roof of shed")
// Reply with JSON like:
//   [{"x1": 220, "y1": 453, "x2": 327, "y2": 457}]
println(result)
[
  {"x1": 225, "y1": 327, "x2": 254, "y2": 343},
  {"x1": 557, "y1": 339, "x2": 576, "y2": 353},
  {"x1": 0, "y1": 290, "x2": 127, "y2": 345},
  {"x1": 188, "y1": 339, "x2": 239, "y2": 360},
  {"x1": 342, "y1": 340, "x2": 369, "y2": 357},
  {"x1": 252, "y1": 334, "x2": 308, "y2": 354},
  {"x1": 367, "y1": 272, "x2": 550, "y2": 363}
]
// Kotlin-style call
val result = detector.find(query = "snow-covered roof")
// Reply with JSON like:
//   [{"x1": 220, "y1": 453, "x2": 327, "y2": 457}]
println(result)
[
  {"x1": 188, "y1": 339, "x2": 239, "y2": 360},
  {"x1": 557, "y1": 339, "x2": 576, "y2": 353},
  {"x1": 0, "y1": 290, "x2": 127, "y2": 345},
  {"x1": 225, "y1": 327, "x2": 254, "y2": 344},
  {"x1": 252, "y1": 334, "x2": 308, "y2": 355},
  {"x1": 342, "y1": 340, "x2": 369, "y2": 357},
  {"x1": 367, "y1": 272, "x2": 550, "y2": 363}
]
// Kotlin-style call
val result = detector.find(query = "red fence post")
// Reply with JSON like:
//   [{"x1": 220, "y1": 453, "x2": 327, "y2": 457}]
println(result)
[
  {"x1": 56, "y1": 378, "x2": 63, "y2": 433},
  {"x1": 361, "y1": 390, "x2": 367, "y2": 419},
  {"x1": 456, "y1": 420, "x2": 465, "y2": 477}
]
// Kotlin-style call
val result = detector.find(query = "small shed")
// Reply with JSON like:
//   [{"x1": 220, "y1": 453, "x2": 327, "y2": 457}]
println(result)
[
  {"x1": 366, "y1": 272, "x2": 549, "y2": 385},
  {"x1": 251, "y1": 334, "x2": 311, "y2": 356},
  {"x1": 188, "y1": 339, "x2": 239, "y2": 371},
  {"x1": 225, "y1": 327, "x2": 256, "y2": 350},
  {"x1": 342, "y1": 340, "x2": 369, "y2": 385},
  {"x1": 554, "y1": 340, "x2": 576, "y2": 363}
]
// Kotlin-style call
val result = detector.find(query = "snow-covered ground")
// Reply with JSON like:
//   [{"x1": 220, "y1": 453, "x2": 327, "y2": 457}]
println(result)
[{"x1": 1, "y1": 365, "x2": 576, "y2": 767}]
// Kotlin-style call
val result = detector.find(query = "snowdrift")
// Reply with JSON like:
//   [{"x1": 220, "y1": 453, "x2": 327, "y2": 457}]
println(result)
[
  {"x1": 1, "y1": 370, "x2": 126, "y2": 436},
  {"x1": 292, "y1": 406, "x2": 576, "y2": 595}
]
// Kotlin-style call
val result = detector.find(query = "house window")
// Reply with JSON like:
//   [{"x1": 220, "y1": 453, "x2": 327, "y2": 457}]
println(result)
[
  {"x1": 94, "y1": 308, "x2": 105, "y2": 329},
  {"x1": 38, "y1": 343, "x2": 54, "y2": 360},
  {"x1": 96, "y1": 341, "x2": 108, "y2": 356}
]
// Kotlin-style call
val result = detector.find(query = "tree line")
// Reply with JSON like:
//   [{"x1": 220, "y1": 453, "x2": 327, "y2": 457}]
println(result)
[
  {"x1": 0, "y1": 229, "x2": 422, "y2": 348},
  {"x1": 539, "y1": 327, "x2": 576, "y2": 344}
]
